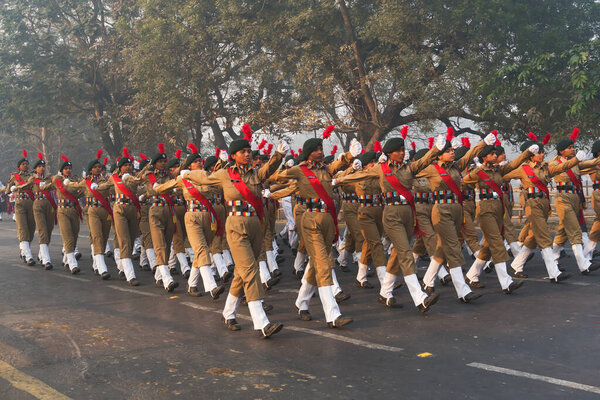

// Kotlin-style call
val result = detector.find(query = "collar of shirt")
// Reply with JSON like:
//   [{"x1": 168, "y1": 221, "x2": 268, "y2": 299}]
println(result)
[
  {"x1": 436, "y1": 160, "x2": 450, "y2": 169},
  {"x1": 305, "y1": 160, "x2": 325, "y2": 169},
  {"x1": 388, "y1": 160, "x2": 404, "y2": 169},
  {"x1": 153, "y1": 168, "x2": 169, "y2": 178},
  {"x1": 484, "y1": 162, "x2": 497, "y2": 170},
  {"x1": 233, "y1": 163, "x2": 251, "y2": 175}
]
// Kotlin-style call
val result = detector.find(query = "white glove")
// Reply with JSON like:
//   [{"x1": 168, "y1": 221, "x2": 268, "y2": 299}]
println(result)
[
  {"x1": 38, "y1": 181, "x2": 46, "y2": 188},
  {"x1": 349, "y1": 139, "x2": 362, "y2": 157},
  {"x1": 528, "y1": 144, "x2": 539, "y2": 154},
  {"x1": 10, "y1": 185, "x2": 16, "y2": 193},
  {"x1": 152, "y1": 182, "x2": 159, "y2": 190},
  {"x1": 219, "y1": 150, "x2": 228, "y2": 162},
  {"x1": 403, "y1": 150, "x2": 410, "y2": 162},
  {"x1": 576, "y1": 150, "x2": 587, "y2": 161},
  {"x1": 121, "y1": 173, "x2": 131, "y2": 179},
  {"x1": 473, "y1": 157, "x2": 482, "y2": 167},
  {"x1": 484, "y1": 133, "x2": 496, "y2": 145},
  {"x1": 179, "y1": 169, "x2": 190, "y2": 178},
  {"x1": 331, "y1": 179, "x2": 337, "y2": 186},
  {"x1": 285, "y1": 159, "x2": 295, "y2": 168},
  {"x1": 262, "y1": 189, "x2": 271, "y2": 198},
  {"x1": 451, "y1": 138, "x2": 461, "y2": 149},
  {"x1": 352, "y1": 159, "x2": 362, "y2": 170},
  {"x1": 378, "y1": 153, "x2": 387, "y2": 163},
  {"x1": 138, "y1": 194, "x2": 145, "y2": 202},
  {"x1": 90, "y1": 183, "x2": 98, "y2": 190},
  {"x1": 499, "y1": 160, "x2": 508, "y2": 166},
  {"x1": 435, "y1": 134, "x2": 446, "y2": 151},
  {"x1": 63, "y1": 178, "x2": 70, "y2": 184},
  {"x1": 277, "y1": 140, "x2": 290, "y2": 155}
]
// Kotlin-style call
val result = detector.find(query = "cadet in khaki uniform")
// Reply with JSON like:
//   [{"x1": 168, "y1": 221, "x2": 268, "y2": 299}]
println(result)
[
  {"x1": 157, "y1": 144, "x2": 225, "y2": 299},
  {"x1": 495, "y1": 146, "x2": 521, "y2": 257},
  {"x1": 166, "y1": 151, "x2": 191, "y2": 277},
  {"x1": 549, "y1": 129, "x2": 600, "y2": 274},
  {"x1": 273, "y1": 136, "x2": 355, "y2": 326},
  {"x1": 503, "y1": 135, "x2": 591, "y2": 281},
  {"x1": 18, "y1": 153, "x2": 57, "y2": 270},
  {"x1": 183, "y1": 132, "x2": 287, "y2": 338},
  {"x1": 7, "y1": 150, "x2": 36, "y2": 265},
  {"x1": 136, "y1": 154, "x2": 155, "y2": 271},
  {"x1": 584, "y1": 140, "x2": 600, "y2": 258},
  {"x1": 456, "y1": 141, "x2": 483, "y2": 259},
  {"x1": 417, "y1": 130, "x2": 497, "y2": 303},
  {"x1": 54, "y1": 156, "x2": 84, "y2": 274},
  {"x1": 462, "y1": 143, "x2": 533, "y2": 294},
  {"x1": 336, "y1": 173, "x2": 363, "y2": 270},
  {"x1": 336, "y1": 133, "x2": 444, "y2": 310}
]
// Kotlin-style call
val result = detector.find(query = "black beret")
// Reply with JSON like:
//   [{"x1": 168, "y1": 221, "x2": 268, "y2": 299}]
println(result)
[
  {"x1": 556, "y1": 138, "x2": 574, "y2": 153},
  {"x1": 32, "y1": 159, "x2": 45, "y2": 170},
  {"x1": 166, "y1": 157, "x2": 180, "y2": 170},
  {"x1": 204, "y1": 156, "x2": 218, "y2": 171},
  {"x1": 592, "y1": 140, "x2": 600, "y2": 158},
  {"x1": 151, "y1": 152, "x2": 168, "y2": 165},
  {"x1": 382, "y1": 138, "x2": 404, "y2": 154},
  {"x1": 59, "y1": 160, "x2": 72, "y2": 172},
  {"x1": 358, "y1": 150, "x2": 377, "y2": 165},
  {"x1": 87, "y1": 159, "x2": 101, "y2": 173},
  {"x1": 414, "y1": 148, "x2": 429, "y2": 161},
  {"x1": 495, "y1": 145, "x2": 505, "y2": 155},
  {"x1": 454, "y1": 146, "x2": 469, "y2": 160},
  {"x1": 138, "y1": 159, "x2": 149, "y2": 170},
  {"x1": 408, "y1": 150, "x2": 416, "y2": 160},
  {"x1": 302, "y1": 138, "x2": 323, "y2": 159},
  {"x1": 323, "y1": 155, "x2": 334, "y2": 164},
  {"x1": 17, "y1": 158, "x2": 28, "y2": 168},
  {"x1": 228, "y1": 139, "x2": 251, "y2": 156},
  {"x1": 183, "y1": 153, "x2": 201, "y2": 169},
  {"x1": 117, "y1": 157, "x2": 133, "y2": 169},
  {"x1": 252, "y1": 150, "x2": 260, "y2": 158},
  {"x1": 479, "y1": 145, "x2": 498, "y2": 159}
]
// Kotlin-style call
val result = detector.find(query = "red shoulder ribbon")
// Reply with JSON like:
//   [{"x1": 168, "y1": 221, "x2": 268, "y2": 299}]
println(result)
[
  {"x1": 147, "y1": 172, "x2": 178, "y2": 230},
  {"x1": 85, "y1": 178, "x2": 113, "y2": 217},
  {"x1": 556, "y1": 159, "x2": 586, "y2": 225},
  {"x1": 521, "y1": 165, "x2": 549, "y2": 198},
  {"x1": 432, "y1": 163, "x2": 464, "y2": 203},
  {"x1": 13, "y1": 173, "x2": 34, "y2": 201},
  {"x1": 33, "y1": 177, "x2": 57, "y2": 224},
  {"x1": 299, "y1": 165, "x2": 339, "y2": 242},
  {"x1": 54, "y1": 178, "x2": 83, "y2": 221},
  {"x1": 182, "y1": 178, "x2": 223, "y2": 236},
  {"x1": 112, "y1": 174, "x2": 141, "y2": 212},
  {"x1": 227, "y1": 168, "x2": 264, "y2": 224},
  {"x1": 380, "y1": 163, "x2": 423, "y2": 237},
  {"x1": 475, "y1": 169, "x2": 505, "y2": 235}
]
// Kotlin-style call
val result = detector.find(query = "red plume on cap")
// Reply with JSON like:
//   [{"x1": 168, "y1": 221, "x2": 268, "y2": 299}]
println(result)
[
  {"x1": 373, "y1": 141, "x2": 382, "y2": 153},
  {"x1": 96, "y1": 148, "x2": 103, "y2": 159},
  {"x1": 187, "y1": 143, "x2": 198, "y2": 154},
  {"x1": 410, "y1": 141, "x2": 416, "y2": 151},
  {"x1": 37, "y1": 152, "x2": 43, "y2": 161},
  {"x1": 116, "y1": 156, "x2": 122, "y2": 163},
  {"x1": 242, "y1": 124, "x2": 252, "y2": 141},
  {"x1": 103, "y1": 157, "x2": 108, "y2": 166},
  {"x1": 122, "y1": 147, "x2": 130, "y2": 159},
  {"x1": 330, "y1": 145, "x2": 338, "y2": 155},
  {"x1": 215, "y1": 148, "x2": 221, "y2": 157},
  {"x1": 527, "y1": 132, "x2": 537, "y2": 142},
  {"x1": 22, "y1": 149, "x2": 27, "y2": 158},
  {"x1": 491, "y1": 130, "x2": 498, "y2": 136},
  {"x1": 298, "y1": 148, "x2": 302, "y2": 154},
  {"x1": 290, "y1": 149, "x2": 296, "y2": 157},
  {"x1": 570, "y1": 127, "x2": 579, "y2": 142},
  {"x1": 158, "y1": 143, "x2": 165, "y2": 154},
  {"x1": 446, "y1": 126, "x2": 455, "y2": 142},
  {"x1": 494, "y1": 138, "x2": 501, "y2": 146},
  {"x1": 61, "y1": 155, "x2": 69, "y2": 162},
  {"x1": 139, "y1": 153, "x2": 148, "y2": 161},
  {"x1": 461, "y1": 137, "x2": 471, "y2": 148},
  {"x1": 267, "y1": 143, "x2": 273, "y2": 154},
  {"x1": 175, "y1": 149, "x2": 182, "y2": 159},
  {"x1": 322, "y1": 125, "x2": 335, "y2": 140},
  {"x1": 542, "y1": 133, "x2": 551, "y2": 145},
  {"x1": 400, "y1": 126, "x2": 408, "y2": 139},
  {"x1": 428, "y1": 137, "x2": 434, "y2": 149},
  {"x1": 258, "y1": 139, "x2": 267, "y2": 150}
]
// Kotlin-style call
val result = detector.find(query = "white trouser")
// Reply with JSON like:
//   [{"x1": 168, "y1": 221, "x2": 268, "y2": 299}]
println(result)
[
  {"x1": 94, "y1": 254, "x2": 108, "y2": 274},
  {"x1": 259, "y1": 261, "x2": 271, "y2": 284},
  {"x1": 176, "y1": 253, "x2": 191, "y2": 274},
  {"x1": 493, "y1": 262, "x2": 512, "y2": 290},
  {"x1": 573, "y1": 244, "x2": 591, "y2": 272},
  {"x1": 510, "y1": 246, "x2": 533, "y2": 273},
  {"x1": 212, "y1": 253, "x2": 228, "y2": 277},
  {"x1": 199, "y1": 265, "x2": 217, "y2": 292},
  {"x1": 105, "y1": 240, "x2": 112, "y2": 254},
  {"x1": 540, "y1": 247, "x2": 561, "y2": 279},
  {"x1": 188, "y1": 267, "x2": 201, "y2": 288},
  {"x1": 66, "y1": 252, "x2": 78, "y2": 271},
  {"x1": 466, "y1": 258, "x2": 487, "y2": 282},
  {"x1": 317, "y1": 285, "x2": 342, "y2": 323},
  {"x1": 247, "y1": 301, "x2": 270, "y2": 330},
  {"x1": 222, "y1": 249, "x2": 234, "y2": 267},
  {"x1": 222, "y1": 294, "x2": 241, "y2": 320},
  {"x1": 295, "y1": 278, "x2": 317, "y2": 311},
  {"x1": 186, "y1": 247, "x2": 195, "y2": 262},
  {"x1": 336, "y1": 249, "x2": 349, "y2": 267},
  {"x1": 91, "y1": 244, "x2": 97, "y2": 272},
  {"x1": 379, "y1": 272, "x2": 396, "y2": 299},
  {"x1": 146, "y1": 248, "x2": 157, "y2": 268},
  {"x1": 156, "y1": 265, "x2": 174, "y2": 287},
  {"x1": 139, "y1": 245, "x2": 148, "y2": 265},
  {"x1": 449, "y1": 267, "x2": 472, "y2": 299},
  {"x1": 293, "y1": 251, "x2": 307, "y2": 272},
  {"x1": 585, "y1": 239, "x2": 597, "y2": 259},
  {"x1": 423, "y1": 258, "x2": 442, "y2": 288},
  {"x1": 404, "y1": 274, "x2": 428, "y2": 306},
  {"x1": 39, "y1": 244, "x2": 51, "y2": 265},
  {"x1": 114, "y1": 248, "x2": 122, "y2": 272},
  {"x1": 121, "y1": 258, "x2": 136, "y2": 281},
  {"x1": 168, "y1": 244, "x2": 177, "y2": 269},
  {"x1": 356, "y1": 262, "x2": 368, "y2": 283},
  {"x1": 552, "y1": 243, "x2": 564, "y2": 262},
  {"x1": 375, "y1": 266, "x2": 386, "y2": 285},
  {"x1": 20, "y1": 241, "x2": 33, "y2": 260},
  {"x1": 509, "y1": 242, "x2": 521, "y2": 257},
  {"x1": 266, "y1": 250, "x2": 279, "y2": 273},
  {"x1": 331, "y1": 268, "x2": 342, "y2": 296}
]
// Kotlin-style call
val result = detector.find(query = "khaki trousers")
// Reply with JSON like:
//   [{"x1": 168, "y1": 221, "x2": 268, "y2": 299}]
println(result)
[
  {"x1": 302, "y1": 211, "x2": 335, "y2": 286},
  {"x1": 341, "y1": 201, "x2": 363, "y2": 253},
  {"x1": 57, "y1": 207, "x2": 80, "y2": 253},
  {"x1": 15, "y1": 198, "x2": 35, "y2": 242},
  {"x1": 88, "y1": 206, "x2": 111, "y2": 255},
  {"x1": 149, "y1": 205, "x2": 175, "y2": 265},
  {"x1": 358, "y1": 205, "x2": 386, "y2": 266},
  {"x1": 503, "y1": 196, "x2": 517, "y2": 243},
  {"x1": 432, "y1": 203, "x2": 465, "y2": 268},
  {"x1": 461, "y1": 200, "x2": 481, "y2": 254},
  {"x1": 113, "y1": 203, "x2": 140, "y2": 259},
  {"x1": 294, "y1": 203, "x2": 307, "y2": 254},
  {"x1": 412, "y1": 203, "x2": 437, "y2": 257},
  {"x1": 383, "y1": 204, "x2": 417, "y2": 276},
  {"x1": 185, "y1": 210, "x2": 215, "y2": 267},
  {"x1": 590, "y1": 191, "x2": 600, "y2": 242},
  {"x1": 476, "y1": 199, "x2": 510, "y2": 264},
  {"x1": 226, "y1": 215, "x2": 264, "y2": 302},
  {"x1": 139, "y1": 204, "x2": 153, "y2": 249},
  {"x1": 209, "y1": 204, "x2": 227, "y2": 254},
  {"x1": 172, "y1": 204, "x2": 187, "y2": 253},
  {"x1": 33, "y1": 199, "x2": 55, "y2": 245},
  {"x1": 553, "y1": 193, "x2": 583, "y2": 245}
]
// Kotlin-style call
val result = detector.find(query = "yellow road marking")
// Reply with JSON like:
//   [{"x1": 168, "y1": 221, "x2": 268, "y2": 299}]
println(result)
[{"x1": 0, "y1": 360, "x2": 73, "y2": 400}]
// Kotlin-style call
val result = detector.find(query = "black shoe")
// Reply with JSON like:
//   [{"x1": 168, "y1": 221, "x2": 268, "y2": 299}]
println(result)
[
  {"x1": 366, "y1": 267, "x2": 375, "y2": 277},
  {"x1": 277, "y1": 248, "x2": 284, "y2": 255},
  {"x1": 466, "y1": 278, "x2": 485, "y2": 289},
  {"x1": 327, "y1": 316, "x2": 353, "y2": 328},
  {"x1": 151, "y1": 266, "x2": 157, "y2": 273},
  {"x1": 294, "y1": 306, "x2": 312, "y2": 321},
  {"x1": 354, "y1": 279, "x2": 374, "y2": 289},
  {"x1": 335, "y1": 259, "x2": 350, "y2": 272},
  {"x1": 525, "y1": 252, "x2": 535, "y2": 265},
  {"x1": 507, "y1": 249, "x2": 514, "y2": 258},
  {"x1": 128, "y1": 278, "x2": 140, "y2": 286},
  {"x1": 240, "y1": 296, "x2": 247, "y2": 306},
  {"x1": 503, "y1": 280, "x2": 524, "y2": 294},
  {"x1": 440, "y1": 275, "x2": 452, "y2": 286},
  {"x1": 139, "y1": 263, "x2": 150, "y2": 271},
  {"x1": 424, "y1": 285, "x2": 435, "y2": 295},
  {"x1": 75, "y1": 252, "x2": 82, "y2": 260},
  {"x1": 119, "y1": 271, "x2": 126, "y2": 280},
  {"x1": 210, "y1": 285, "x2": 225, "y2": 300},
  {"x1": 272, "y1": 269, "x2": 282, "y2": 277},
  {"x1": 44, "y1": 263, "x2": 53, "y2": 270},
  {"x1": 558, "y1": 264, "x2": 566, "y2": 272},
  {"x1": 155, "y1": 279, "x2": 163, "y2": 288},
  {"x1": 593, "y1": 250, "x2": 600, "y2": 258},
  {"x1": 222, "y1": 317, "x2": 241, "y2": 331},
  {"x1": 581, "y1": 262, "x2": 600, "y2": 275},
  {"x1": 170, "y1": 267, "x2": 179, "y2": 276},
  {"x1": 214, "y1": 274, "x2": 222, "y2": 283},
  {"x1": 461, "y1": 292, "x2": 482, "y2": 303},
  {"x1": 550, "y1": 272, "x2": 571, "y2": 283},
  {"x1": 291, "y1": 248, "x2": 297, "y2": 257},
  {"x1": 377, "y1": 295, "x2": 403, "y2": 308},
  {"x1": 105, "y1": 251, "x2": 113, "y2": 258},
  {"x1": 222, "y1": 271, "x2": 232, "y2": 283},
  {"x1": 263, "y1": 276, "x2": 280, "y2": 290},
  {"x1": 262, "y1": 303, "x2": 273, "y2": 312},
  {"x1": 295, "y1": 269, "x2": 305, "y2": 280},
  {"x1": 483, "y1": 262, "x2": 495, "y2": 273},
  {"x1": 418, "y1": 293, "x2": 439, "y2": 313},
  {"x1": 559, "y1": 249, "x2": 569, "y2": 259},
  {"x1": 166, "y1": 281, "x2": 178, "y2": 292},
  {"x1": 509, "y1": 267, "x2": 528, "y2": 278},
  {"x1": 94, "y1": 270, "x2": 99, "y2": 276},
  {"x1": 276, "y1": 255, "x2": 285, "y2": 264},
  {"x1": 187, "y1": 285, "x2": 202, "y2": 297},
  {"x1": 27, "y1": 258, "x2": 35, "y2": 266},
  {"x1": 132, "y1": 253, "x2": 140, "y2": 261},
  {"x1": 393, "y1": 281, "x2": 403, "y2": 291},
  {"x1": 335, "y1": 291, "x2": 351, "y2": 303},
  {"x1": 101, "y1": 271, "x2": 110, "y2": 280},
  {"x1": 183, "y1": 269, "x2": 190, "y2": 279},
  {"x1": 420, "y1": 255, "x2": 431, "y2": 263},
  {"x1": 260, "y1": 322, "x2": 283, "y2": 338},
  {"x1": 71, "y1": 267, "x2": 80, "y2": 275},
  {"x1": 226, "y1": 264, "x2": 235, "y2": 273}
]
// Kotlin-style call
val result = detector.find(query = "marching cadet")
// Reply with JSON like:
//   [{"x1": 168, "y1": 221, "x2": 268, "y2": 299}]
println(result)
[
  {"x1": 584, "y1": 140, "x2": 600, "y2": 258},
  {"x1": 156, "y1": 143, "x2": 225, "y2": 299},
  {"x1": 17, "y1": 152, "x2": 57, "y2": 270},
  {"x1": 417, "y1": 129, "x2": 497, "y2": 303},
  {"x1": 549, "y1": 128, "x2": 600, "y2": 274},
  {"x1": 495, "y1": 145, "x2": 521, "y2": 257},
  {"x1": 183, "y1": 126, "x2": 288, "y2": 338},
  {"x1": 274, "y1": 134, "x2": 357, "y2": 325},
  {"x1": 54, "y1": 155, "x2": 84, "y2": 274},
  {"x1": 7, "y1": 150, "x2": 36, "y2": 265},
  {"x1": 335, "y1": 129, "x2": 444, "y2": 310},
  {"x1": 504, "y1": 133, "x2": 592, "y2": 281},
  {"x1": 66, "y1": 149, "x2": 113, "y2": 280},
  {"x1": 137, "y1": 153, "x2": 155, "y2": 272},
  {"x1": 462, "y1": 137, "x2": 534, "y2": 294}
]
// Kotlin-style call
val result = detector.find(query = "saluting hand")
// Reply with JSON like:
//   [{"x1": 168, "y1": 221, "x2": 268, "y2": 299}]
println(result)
[
  {"x1": 352, "y1": 159, "x2": 362, "y2": 170},
  {"x1": 349, "y1": 139, "x2": 362, "y2": 157},
  {"x1": 277, "y1": 140, "x2": 290, "y2": 155},
  {"x1": 219, "y1": 150, "x2": 229, "y2": 162}
]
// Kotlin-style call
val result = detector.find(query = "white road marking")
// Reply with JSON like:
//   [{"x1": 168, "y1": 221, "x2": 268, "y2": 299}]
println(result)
[
  {"x1": 181, "y1": 302, "x2": 403, "y2": 352},
  {"x1": 107, "y1": 285, "x2": 161, "y2": 297},
  {"x1": 467, "y1": 362, "x2": 600, "y2": 394},
  {"x1": 54, "y1": 274, "x2": 89, "y2": 282}
]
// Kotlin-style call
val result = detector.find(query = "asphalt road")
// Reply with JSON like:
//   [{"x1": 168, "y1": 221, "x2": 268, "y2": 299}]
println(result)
[{"x1": 0, "y1": 219, "x2": 598, "y2": 399}]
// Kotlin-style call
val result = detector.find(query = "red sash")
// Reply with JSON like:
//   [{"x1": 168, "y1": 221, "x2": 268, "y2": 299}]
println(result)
[
  {"x1": 227, "y1": 168, "x2": 264, "y2": 224},
  {"x1": 182, "y1": 178, "x2": 223, "y2": 236},
  {"x1": 54, "y1": 178, "x2": 83, "y2": 221},
  {"x1": 475, "y1": 169, "x2": 505, "y2": 234},
  {"x1": 112, "y1": 174, "x2": 141, "y2": 212},
  {"x1": 380, "y1": 163, "x2": 423, "y2": 237},
  {"x1": 13, "y1": 173, "x2": 34, "y2": 201},
  {"x1": 147, "y1": 172, "x2": 178, "y2": 230},
  {"x1": 556, "y1": 159, "x2": 586, "y2": 225},
  {"x1": 85, "y1": 178, "x2": 113, "y2": 217},
  {"x1": 433, "y1": 164, "x2": 464, "y2": 203},
  {"x1": 299, "y1": 165, "x2": 339, "y2": 241},
  {"x1": 33, "y1": 177, "x2": 57, "y2": 224},
  {"x1": 521, "y1": 165, "x2": 550, "y2": 198}
]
